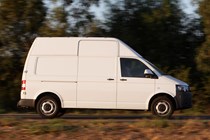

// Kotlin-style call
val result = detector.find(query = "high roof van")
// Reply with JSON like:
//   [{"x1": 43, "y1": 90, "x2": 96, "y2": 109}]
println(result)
[{"x1": 17, "y1": 37, "x2": 192, "y2": 118}]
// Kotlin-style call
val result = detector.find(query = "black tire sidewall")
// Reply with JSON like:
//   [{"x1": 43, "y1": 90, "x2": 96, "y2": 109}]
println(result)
[
  {"x1": 151, "y1": 96, "x2": 174, "y2": 118},
  {"x1": 36, "y1": 96, "x2": 60, "y2": 119}
]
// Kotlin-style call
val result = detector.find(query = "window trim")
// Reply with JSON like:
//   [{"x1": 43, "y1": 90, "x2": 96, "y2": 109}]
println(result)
[{"x1": 120, "y1": 57, "x2": 158, "y2": 79}]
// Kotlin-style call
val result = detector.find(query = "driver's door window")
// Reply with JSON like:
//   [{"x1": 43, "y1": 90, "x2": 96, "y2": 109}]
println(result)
[{"x1": 120, "y1": 58, "x2": 148, "y2": 78}]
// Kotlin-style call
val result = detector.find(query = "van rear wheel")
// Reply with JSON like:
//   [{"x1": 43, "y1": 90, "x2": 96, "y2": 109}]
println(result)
[
  {"x1": 36, "y1": 96, "x2": 60, "y2": 119},
  {"x1": 151, "y1": 96, "x2": 174, "y2": 118}
]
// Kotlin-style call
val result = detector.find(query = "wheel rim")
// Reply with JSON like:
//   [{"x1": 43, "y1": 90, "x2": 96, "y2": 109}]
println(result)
[
  {"x1": 155, "y1": 101, "x2": 170, "y2": 115},
  {"x1": 41, "y1": 100, "x2": 56, "y2": 116}
]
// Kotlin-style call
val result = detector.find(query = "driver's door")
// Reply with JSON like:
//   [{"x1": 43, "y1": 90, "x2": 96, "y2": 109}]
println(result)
[{"x1": 117, "y1": 58, "x2": 155, "y2": 110}]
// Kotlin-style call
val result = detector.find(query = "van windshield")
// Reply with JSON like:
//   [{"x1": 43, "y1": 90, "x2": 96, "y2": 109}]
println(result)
[{"x1": 145, "y1": 60, "x2": 166, "y2": 75}]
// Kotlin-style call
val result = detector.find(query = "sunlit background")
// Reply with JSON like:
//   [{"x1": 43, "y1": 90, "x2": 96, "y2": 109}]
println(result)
[
  {"x1": 1, "y1": 0, "x2": 210, "y2": 139},
  {"x1": 0, "y1": 0, "x2": 209, "y2": 114}
]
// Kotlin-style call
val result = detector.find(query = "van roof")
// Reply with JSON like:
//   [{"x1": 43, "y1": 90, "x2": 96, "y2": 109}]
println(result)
[
  {"x1": 30, "y1": 37, "x2": 142, "y2": 57},
  {"x1": 36, "y1": 37, "x2": 118, "y2": 40}
]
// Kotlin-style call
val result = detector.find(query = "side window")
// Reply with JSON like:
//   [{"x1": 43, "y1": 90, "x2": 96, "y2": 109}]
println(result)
[{"x1": 120, "y1": 58, "x2": 149, "y2": 78}]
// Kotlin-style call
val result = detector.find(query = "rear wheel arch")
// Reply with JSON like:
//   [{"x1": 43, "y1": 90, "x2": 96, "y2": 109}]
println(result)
[
  {"x1": 35, "y1": 92, "x2": 62, "y2": 110},
  {"x1": 35, "y1": 92, "x2": 64, "y2": 118}
]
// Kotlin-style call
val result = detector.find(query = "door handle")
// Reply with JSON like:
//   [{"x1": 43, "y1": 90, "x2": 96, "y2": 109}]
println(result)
[
  {"x1": 107, "y1": 78, "x2": 114, "y2": 81},
  {"x1": 120, "y1": 78, "x2": 127, "y2": 81}
]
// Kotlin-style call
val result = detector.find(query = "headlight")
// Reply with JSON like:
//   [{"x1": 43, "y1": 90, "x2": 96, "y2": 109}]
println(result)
[{"x1": 176, "y1": 85, "x2": 190, "y2": 92}]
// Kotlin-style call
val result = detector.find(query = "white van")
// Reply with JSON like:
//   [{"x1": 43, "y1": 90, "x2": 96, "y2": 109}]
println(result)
[{"x1": 17, "y1": 37, "x2": 192, "y2": 118}]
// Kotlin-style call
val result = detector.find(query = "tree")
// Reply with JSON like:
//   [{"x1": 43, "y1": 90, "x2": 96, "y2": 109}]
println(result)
[
  {"x1": 196, "y1": 0, "x2": 210, "y2": 74},
  {"x1": 104, "y1": 0, "x2": 202, "y2": 71},
  {"x1": 67, "y1": 0, "x2": 98, "y2": 36},
  {"x1": 0, "y1": 0, "x2": 101, "y2": 111},
  {"x1": 40, "y1": 0, "x2": 100, "y2": 37},
  {"x1": 94, "y1": 0, "x2": 204, "y2": 110},
  {"x1": 0, "y1": 0, "x2": 46, "y2": 111},
  {"x1": 39, "y1": 0, "x2": 69, "y2": 36},
  {"x1": 0, "y1": 0, "x2": 46, "y2": 55},
  {"x1": 0, "y1": 0, "x2": 206, "y2": 112},
  {"x1": 195, "y1": 0, "x2": 210, "y2": 108}
]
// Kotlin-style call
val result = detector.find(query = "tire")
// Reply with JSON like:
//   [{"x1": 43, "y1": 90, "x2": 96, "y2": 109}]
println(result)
[
  {"x1": 36, "y1": 96, "x2": 60, "y2": 119},
  {"x1": 151, "y1": 96, "x2": 174, "y2": 118}
]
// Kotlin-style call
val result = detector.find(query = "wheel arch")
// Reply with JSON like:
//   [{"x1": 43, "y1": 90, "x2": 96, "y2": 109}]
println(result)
[
  {"x1": 148, "y1": 93, "x2": 176, "y2": 111},
  {"x1": 35, "y1": 92, "x2": 63, "y2": 109}
]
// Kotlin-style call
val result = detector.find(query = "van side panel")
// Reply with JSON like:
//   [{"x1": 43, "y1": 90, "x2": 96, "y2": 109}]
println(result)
[
  {"x1": 28, "y1": 81, "x2": 77, "y2": 107},
  {"x1": 31, "y1": 38, "x2": 78, "y2": 56},
  {"x1": 77, "y1": 40, "x2": 118, "y2": 108},
  {"x1": 25, "y1": 56, "x2": 78, "y2": 108},
  {"x1": 79, "y1": 40, "x2": 118, "y2": 57},
  {"x1": 36, "y1": 56, "x2": 77, "y2": 80}
]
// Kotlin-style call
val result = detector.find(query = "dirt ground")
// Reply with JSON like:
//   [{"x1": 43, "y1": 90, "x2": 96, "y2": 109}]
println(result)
[{"x1": 0, "y1": 118, "x2": 210, "y2": 140}]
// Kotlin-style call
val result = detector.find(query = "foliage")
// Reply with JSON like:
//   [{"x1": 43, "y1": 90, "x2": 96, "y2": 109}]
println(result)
[
  {"x1": 0, "y1": 0, "x2": 46, "y2": 111},
  {"x1": 98, "y1": 0, "x2": 204, "y2": 109},
  {"x1": 103, "y1": 0, "x2": 203, "y2": 71},
  {"x1": 194, "y1": 0, "x2": 210, "y2": 108},
  {"x1": 1, "y1": 118, "x2": 210, "y2": 139},
  {"x1": 0, "y1": 0, "x2": 208, "y2": 113},
  {"x1": 39, "y1": 2, "x2": 69, "y2": 36}
]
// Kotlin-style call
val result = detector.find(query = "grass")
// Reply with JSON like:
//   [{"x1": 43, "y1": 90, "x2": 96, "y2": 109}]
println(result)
[
  {"x1": 22, "y1": 119, "x2": 81, "y2": 134},
  {"x1": 0, "y1": 118, "x2": 20, "y2": 126},
  {"x1": 1, "y1": 117, "x2": 210, "y2": 139},
  {"x1": 134, "y1": 119, "x2": 170, "y2": 128}
]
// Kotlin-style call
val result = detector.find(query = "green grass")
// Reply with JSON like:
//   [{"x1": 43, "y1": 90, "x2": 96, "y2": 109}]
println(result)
[
  {"x1": 23, "y1": 119, "x2": 80, "y2": 134},
  {"x1": 0, "y1": 117, "x2": 209, "y2": 132},
  {"x1": 0, "y1": 118, "x2": 20, "y2": 126},
  {"x1": 1, "y1": 118, "x2": 210, "y2": 139}
]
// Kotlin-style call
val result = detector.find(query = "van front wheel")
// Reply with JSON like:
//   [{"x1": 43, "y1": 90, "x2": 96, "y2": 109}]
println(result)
[
  {"x1": 151, "y1": 96, "x2": 174, "y2": 118},
  {"x1": 36, "y1": 96, "x2": 60, "y2": 119}
]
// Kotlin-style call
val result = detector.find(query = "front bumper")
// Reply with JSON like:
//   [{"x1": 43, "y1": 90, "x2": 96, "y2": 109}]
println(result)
[
  {"x1": 17, "y1": 99, "x2": 35, "y2": 108},
  {"x1": 175, "y1": 91, "x2": 192, "y2": 109}
]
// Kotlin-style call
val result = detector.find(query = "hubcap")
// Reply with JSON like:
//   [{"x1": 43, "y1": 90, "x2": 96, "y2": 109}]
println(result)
[
  {"x1": 156, "y1": 101, "x2": 169, "y2": 115},
  {"x1": 41, "y1": 100, "x2": 56, "y2": 115}
]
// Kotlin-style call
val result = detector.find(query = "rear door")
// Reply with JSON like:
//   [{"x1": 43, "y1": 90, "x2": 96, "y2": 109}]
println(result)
[{"x1": 77, "y1": 40, "x2": 118, "y2": 108}]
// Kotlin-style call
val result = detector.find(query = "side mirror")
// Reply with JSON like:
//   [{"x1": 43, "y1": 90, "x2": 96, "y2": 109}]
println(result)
[{"x1": 144, "y1": 69, "x2": 154, "y2": 78}]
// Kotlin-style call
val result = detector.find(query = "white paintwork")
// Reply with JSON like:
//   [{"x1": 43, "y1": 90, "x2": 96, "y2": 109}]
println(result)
[
  {"x1": 79, "y1": 40, "x2": 118, "y2": 57},
  {"x1": 36, "y1": 56, "x2": 77, "y2": 77},
  {"x1": 117, "y1": 58, "x2": 155, "y2": 109},
  {"x1": 77, "y1": 57, "x2": 117, "y2": 107},
  {"x1": 21, "y1": 37, "x2": 189, "y2": 110},
  {"x1": 31, "y1": 37, "x2": 79, "y2": 56},
  {"x1": 77, "y1": 40, "x2": 118, "y2": 108}
]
